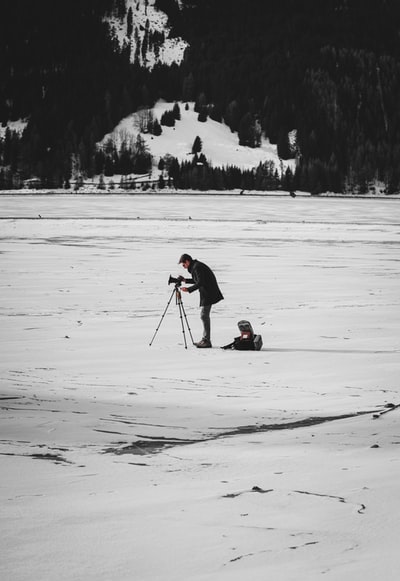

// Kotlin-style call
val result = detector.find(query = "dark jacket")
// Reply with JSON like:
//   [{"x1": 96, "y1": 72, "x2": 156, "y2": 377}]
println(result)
[{"x1": 186, "y1": 259, "x2": 224, "y2": 307}]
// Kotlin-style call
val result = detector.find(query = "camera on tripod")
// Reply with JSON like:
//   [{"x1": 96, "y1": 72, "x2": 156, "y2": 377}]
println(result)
[
  {"x1": 168, "y1": 274, "x2": 184, "y2": 287},
  {"x1": 150, "y1": 274, "x2": 194, "y2": 348}
]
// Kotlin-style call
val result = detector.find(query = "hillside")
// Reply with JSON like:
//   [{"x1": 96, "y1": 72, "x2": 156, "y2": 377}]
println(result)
[
  {"x1": 1, "y1": 0, "x2": 400, "y2": 194},
  {"x1": 101, "y1": 100, "x2": 294, "y2": 171}
]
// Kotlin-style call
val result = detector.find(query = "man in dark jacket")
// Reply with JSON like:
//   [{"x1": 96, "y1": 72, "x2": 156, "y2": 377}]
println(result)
[{"x1": 179, "y1": 253, "x2": 224, "y2": 348}]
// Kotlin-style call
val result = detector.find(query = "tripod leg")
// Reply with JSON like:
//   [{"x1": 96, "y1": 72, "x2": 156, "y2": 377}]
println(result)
[
  {"x1": 149, "y1": 288, "x2": 176, "y2": 346},
  {"x1": 177, "y1": 299, "x2": 188, "y2": 349},
  {"x1": 179, "y1": 300, "x2": 195, "y2": 345}
]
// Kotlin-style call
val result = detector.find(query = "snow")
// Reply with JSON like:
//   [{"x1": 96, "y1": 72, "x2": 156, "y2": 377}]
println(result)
[
  {"x1": 1, "y1": 194, "x2": 400, "y2": 581},
  {"x1": 108, "y1": 0, "x2": 188, "y2": 69},
  {"x1": 100, "y1": 100, "x2": 295, "y2": 175},
  {"x1": 0, "y1": 118, "x2": 28, "y2": 138}
]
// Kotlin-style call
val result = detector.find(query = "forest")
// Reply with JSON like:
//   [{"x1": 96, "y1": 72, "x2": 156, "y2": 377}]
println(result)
[{"x1": 1, "y1": 0, "x2": 400, "y2": 193}]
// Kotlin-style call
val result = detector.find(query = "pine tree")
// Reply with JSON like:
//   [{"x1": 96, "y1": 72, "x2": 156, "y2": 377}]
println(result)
[
  {"x1": 172, "y1": 102, "x2": 181, "y2": 120},
  {"x1": 116, "y1": 0, "x2": 126, "y2": 19},
  {"x1": 152, "y1": 119, "x2": 162, "y2": 136},
  {"x1": 134, "y1": 29, "x2": 141, "y2": 63},
  {"x1": 141, "y1": 19, "x2": 150, "y2": 62},
  {"x1": 194, "y1": 93, "x2": 207, "y2": 113},
  {"x1": 209, "y1": 104, "x2": 223, "y2": 123},
  {"x1": 160, "y1": 110, "x2": 175, "y2": 127},
  {"x1": 168, "y1": 157, "x2": 180, "y2": 188},
  {"x1": 238, "y1": 112, "x2": 258, "y2": 147},
  {"x1": 197, "y1": 109, "x2": 207, "y2": 122},
  {"x1": 127, "y1": 7, "x2": 133, "y2": 38},
  {"x1": 277, "y1": 129, "x2": 293, "y2": 159},
  {"x1": 133, "y1": 134, "x2": 151, "y2": 174},
  {"x1": 192, "y1": 136, "x2": 202, "y2": 154}
]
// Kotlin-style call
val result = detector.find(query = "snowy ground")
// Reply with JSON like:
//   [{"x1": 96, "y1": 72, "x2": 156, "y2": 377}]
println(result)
[{"x1": 1, "y1": 194, "x2": 400, "y2": 581}]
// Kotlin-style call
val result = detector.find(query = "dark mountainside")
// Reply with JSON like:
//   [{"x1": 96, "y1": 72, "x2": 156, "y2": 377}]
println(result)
[{"x1": 1, "y1": 0, "x2": 400, "y2": 193}]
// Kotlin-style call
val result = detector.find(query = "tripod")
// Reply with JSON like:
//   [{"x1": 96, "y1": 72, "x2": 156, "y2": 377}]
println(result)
[{"x1": 149, "y1": 285, "x2": 194, "y2": 349}]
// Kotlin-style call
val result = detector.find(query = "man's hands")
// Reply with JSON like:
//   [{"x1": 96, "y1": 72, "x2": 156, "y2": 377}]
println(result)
[{"x1": 178, "y1": 275, "x2": 188, "y2": 290}]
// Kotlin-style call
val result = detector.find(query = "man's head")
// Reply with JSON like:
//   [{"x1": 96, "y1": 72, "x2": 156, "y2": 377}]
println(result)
[{"x1": 179, "y1": 253, "x2": 192, "y2": 269}]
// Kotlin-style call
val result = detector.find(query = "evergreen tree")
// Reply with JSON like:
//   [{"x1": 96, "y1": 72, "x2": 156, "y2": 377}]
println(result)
[
  {"x1": 127, "y1": 7, "x2": 133, "y2": 38},
  {"x1": 192, "y1": 136, "x2": 202, "y2": 153},
  {"x1": 133, "y1": 134, "x2": 151, "y2": 174},
  {"x1": 194, "y1": 93, "x2": 207, "y2": 113},
  {"x1": 238, "y1": 113, "x2": 258, "y2": 147},
  {"x1": 172, "y1": 102, "x2": 181, "y2": 120},
  {"x1": 134, "y1": 29, "x2": 141, "y2": 63},
  {"x1": 197, "y1": 108, "x2": 208, "y2": 122},
  {"x1": 160, "y1": 110, "x2": 176, "y2": 126},
  {"x1": 152, "y1": 118, "x2": 162, "y2": 136},
  {"x1": 277, "y1": 129, "x2": 293, "y2": 160},
  {"x1": 116, "y1": 0, "x2": 126, "y2": 19},
  {"x1": 168, "y1": 157, "x2": 180, "y2": 188},
  {"x1": 209, "y1": 104, "x2": 223, "y2": 123},
  {"x1": 141, "y1": 19, "x2": 150, "y2": 62}
]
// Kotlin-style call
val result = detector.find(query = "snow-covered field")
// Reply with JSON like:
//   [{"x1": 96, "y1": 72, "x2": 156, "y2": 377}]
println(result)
[{"x1": 1, "y1": 194, "x2": 400, "y2": 581}]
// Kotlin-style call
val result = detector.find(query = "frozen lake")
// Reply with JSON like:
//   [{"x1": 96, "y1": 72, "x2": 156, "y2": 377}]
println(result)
[{"x1": 1, "y1": 193, "x2": 400, "y2": 581}]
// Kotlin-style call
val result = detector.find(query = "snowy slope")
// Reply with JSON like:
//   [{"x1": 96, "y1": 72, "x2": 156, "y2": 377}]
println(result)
[
  {"x1": 108, "y1": 0, "x2": 188, "y2": 68},
  {"x1": 0, "y1": 119, "x2": 27, "y2": 139},
  {"x1": 100, "y1": 100, "x2": 295, "y2": 175}
]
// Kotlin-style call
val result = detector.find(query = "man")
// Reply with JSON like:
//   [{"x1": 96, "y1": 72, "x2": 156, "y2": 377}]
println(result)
[{"x1": 178, "y1": 253, "x2": 224, "y2": 348}]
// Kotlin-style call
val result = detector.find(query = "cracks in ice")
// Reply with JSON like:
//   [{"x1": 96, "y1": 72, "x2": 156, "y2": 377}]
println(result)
[
  {"x1": 223, "y1": 486, "x2": 273, "y2": 498},
  {"x1": 223, "y1": 488, "x2": 364, "y2": 567},
  {"x1": 3, "y1": 400, "x2": 398, "y2": 466},
  {"x1": 222, "y1": 487, "x2": 366, "y2": 514},
  {"x1": 226, "y1": 539, "x2": 319, "y2": 566},
  {"x1": 0, "y1": 449, "x2": 72, "y2": 465},
  {"x1": 228, "y1": 548, "x2": 272, "y2": 564},
  {"x1": 293, "y1": 489, "x2": 366, "y2": 514},
  {"x1": 104, "y1": 436, "x2": 202, "y2": 456},
  {"x1": 103, "y1": 408, "x2": 382, "y2": 456}
]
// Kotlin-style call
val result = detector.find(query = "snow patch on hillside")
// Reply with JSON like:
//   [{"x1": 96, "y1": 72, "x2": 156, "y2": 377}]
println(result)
[
  {"x1": 108, "y1": 0, "x2": 188, "y2": 69},
  {"x1": 100, "y1": 100, "x2": 295, "y2": 174},
  {"x1": 0, "y1": 119, "x2": 28, "y2": 138}
]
